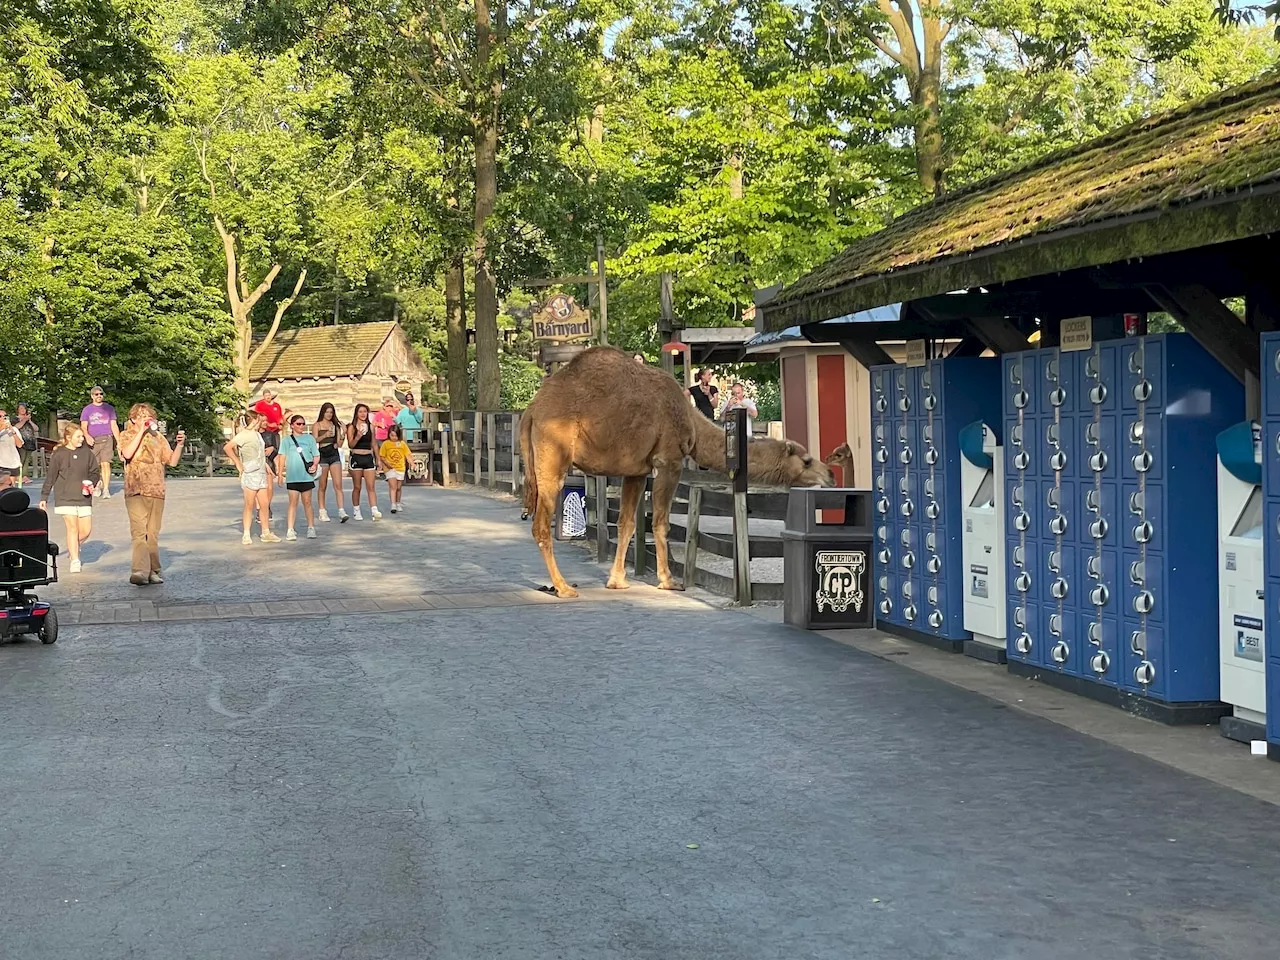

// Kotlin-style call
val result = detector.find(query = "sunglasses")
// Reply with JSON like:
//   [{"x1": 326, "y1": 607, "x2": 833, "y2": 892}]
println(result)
[{"x1": 291, "y1": 419, "x2": 305, "y2": 426}]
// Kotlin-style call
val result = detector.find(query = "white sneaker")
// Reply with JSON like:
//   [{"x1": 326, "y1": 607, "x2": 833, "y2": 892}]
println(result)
[
  {"x1": 319, "y1": 509, "x2": 331, "y2": 523},
  {"x1": 390, "y1": 504, "x2": 398, "y2": 514},
  {"x1": 242, "y1": 532, "x2": 252, "y2": 545},
  {"x1": 338, "y1": 508, "x2": 349, "y2": 522},
  {"x1": 371, "y1": 506, "x2": 383, "y2": 520},
  {"x1": 352, "y1": 507, "x2": 363, "y2": 521},
  {"x1": 286, "y1": 528, "x2": 298, "y2": 541},
  {"x1": 101, "y1": 489, "x2": 111, "y2": 499},
  {"x1": 306, "y1": 526, "x2": 317, "y2": 539},
  {"x1": 69, "y1": 559, "x2": 82, "y2": 573}
]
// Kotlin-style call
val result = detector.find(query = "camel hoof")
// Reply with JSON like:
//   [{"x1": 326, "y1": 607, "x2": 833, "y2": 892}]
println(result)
[
  {"x1": 658, "y1": 580, "x2": 686, "y2": 592},
  {"x1": 556, "y1": 585, "x2": 579, "y2": 599},
  {"x1": 606, "y1": 579, "x2": 631, "y2": 591}
]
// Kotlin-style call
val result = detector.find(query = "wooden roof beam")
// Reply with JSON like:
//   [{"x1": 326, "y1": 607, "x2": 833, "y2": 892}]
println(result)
[
  {"x1": 837, "y1": 339, "x2": 896, "y2": 368},
  {"x1": 1142, "y1": 283, "x2": 1257, "y2": 382}
]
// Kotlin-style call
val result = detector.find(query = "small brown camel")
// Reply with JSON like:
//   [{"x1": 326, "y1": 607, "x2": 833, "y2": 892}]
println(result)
[
  {"x1": 520, "y1": 347, "x2": 834, "y2": 597},
  {"x1": 824, "y1": 442, "x2": 856, "y2": 487}
]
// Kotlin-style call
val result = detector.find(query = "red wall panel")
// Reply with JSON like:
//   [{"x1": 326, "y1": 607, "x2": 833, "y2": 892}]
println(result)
[
  {"x1": 816, "y1": 355, "x2": 849, "y2": 485},
  {"x1": 781, "y1": 355, "x2": 808, "y2": 449}
]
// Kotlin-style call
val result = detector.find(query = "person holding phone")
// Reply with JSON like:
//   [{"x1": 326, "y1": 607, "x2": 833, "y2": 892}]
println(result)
[
  {"x1": 346, "y1": 403, "x2": 382, "y2": 521},
  {"x1": 275, "y1": 414, "x2": 320, "y2": 541},
  {"x1": 119, "y1": 404, "x2": 185, "y2": 585},
  {"x1": 0, "y1": 408, "x2": 23, "y2": 484}
]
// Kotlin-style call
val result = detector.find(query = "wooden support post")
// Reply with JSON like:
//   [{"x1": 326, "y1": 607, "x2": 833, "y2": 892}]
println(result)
[
  {"x1": 595, "y1": 475, "x2": 610, "y2": 561},
  {"x1": 684, "y1": 484, "x2": 702, "y2": 591},
  {"x1": 510, "y1": 412, "x2": 522, "y2": 497},
  {"x1": 473, "y1": 412, "x2": 482, "y2": 485},
  {"x1": 486, "y1": 412, "x2": 497, "y2": 488},
  {"x1": 732, "y1": 488, "x2": 752, "y2": 605},
  {"x1": 438, "y1": 421, "x2": 451, "y2": 486},
  {"x1": 633, "y1": 475, "x2": 649, "y2": 576},
  {"x1": 596, "y1": 235, "x2": 609, "y2": 346}
]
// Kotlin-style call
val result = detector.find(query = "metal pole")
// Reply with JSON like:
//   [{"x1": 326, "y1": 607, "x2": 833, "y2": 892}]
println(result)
[
  {"x1": 633, "y1": 475, "x2": 649, "y2": 576},
  {"x1": 596, "y1": 235, "x2": 609, "y2": 346},
  {"x1": 486, "y1": 412, "x2": 497, "y2": 488},
  {"x1": 684, "y1": 484, "x2": 702, "y2": 591},
  {"x1": 438, "y1": 420, "x2": 451, "y2": 486},
  {"x1": 595, "y1": 475, "x2": 610, "y2": 562},
  {"x1": 733, "y1": 487, "x2": 752, "y2": 605},
  {"x1": 510, "y1": 412, "x2": 522, "y2": 496},
  {"x1": 473, "y1": 412, "x2": 482, "y2": 484}
]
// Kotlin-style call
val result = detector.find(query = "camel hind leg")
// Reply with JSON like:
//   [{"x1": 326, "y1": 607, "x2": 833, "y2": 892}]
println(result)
[
  {"x1": 531, "y1": 456, "x2": 578, "y2": 598},
  {"x1": 650, "y1": 462, "x2": 684, "y2": 591},
  {"x1": 607, "y1": 475, "x2": 646, "y2": 590}
]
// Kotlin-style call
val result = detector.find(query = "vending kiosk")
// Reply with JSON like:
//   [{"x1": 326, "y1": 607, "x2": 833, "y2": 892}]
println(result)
[
  {"x1": 960, "y1": 421, "x2": 1006, "y2": 661},
  {"x1": 1216, "y1": 420, "x2": 1266, "y2": 742}
]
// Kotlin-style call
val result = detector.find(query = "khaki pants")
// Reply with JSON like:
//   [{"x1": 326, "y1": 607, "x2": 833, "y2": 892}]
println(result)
[{"x1": 125, "y1": 494, "x2": 164, "y2": 578}]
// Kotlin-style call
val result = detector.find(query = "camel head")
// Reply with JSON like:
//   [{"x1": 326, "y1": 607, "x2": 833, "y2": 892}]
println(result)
[{"x1": 751, "y1": 439, "x2": 834, "y2": 487}]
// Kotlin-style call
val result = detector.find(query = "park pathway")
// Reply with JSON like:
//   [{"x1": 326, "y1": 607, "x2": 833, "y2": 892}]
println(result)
[{"x1": 2, "y1": 479, "x2": 1279, "y2": 960}]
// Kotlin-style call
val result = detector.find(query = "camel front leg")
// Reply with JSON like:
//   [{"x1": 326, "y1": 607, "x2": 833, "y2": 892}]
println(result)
[
  {"x1": 607, "y1": 475, "x2": 645, "y2": 589},
  {"x1": 651, "y1": 463, "x2": 684, "y2": 591},
  {"x1": 531, "y1": 471, "x2": 578, "y2": 598}
]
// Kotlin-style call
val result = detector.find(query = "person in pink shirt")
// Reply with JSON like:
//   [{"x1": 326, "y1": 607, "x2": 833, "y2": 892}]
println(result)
[{"x1": 372, "y1": 397, "x2": 399, "y2": 444}]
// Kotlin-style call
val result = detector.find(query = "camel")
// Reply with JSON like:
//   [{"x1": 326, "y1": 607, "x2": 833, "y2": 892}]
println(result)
[
  {"x1": 824, "y1": 442, "x2": 855, "y2": 487},
  {"x1": 520, "y1": 347, "x2": 834, "y2": 597}
]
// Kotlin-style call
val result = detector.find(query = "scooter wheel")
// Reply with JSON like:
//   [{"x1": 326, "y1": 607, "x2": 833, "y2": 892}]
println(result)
[{"x1": 39, "y1": 608, "x2": 58, "y2": 645}]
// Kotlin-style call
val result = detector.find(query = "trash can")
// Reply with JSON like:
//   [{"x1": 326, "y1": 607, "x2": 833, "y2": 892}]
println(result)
[
  {"x1": 782, "y1": 488, "x2": 875, "y2": 629},
  {"x1": 555, "y1": 474, "x2": 588, "y2": 541}
]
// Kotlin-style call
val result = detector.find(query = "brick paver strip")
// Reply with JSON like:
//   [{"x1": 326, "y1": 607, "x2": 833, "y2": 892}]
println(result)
[{"x1": 55, "y1": 586, "x2": 584, "y2": 626}]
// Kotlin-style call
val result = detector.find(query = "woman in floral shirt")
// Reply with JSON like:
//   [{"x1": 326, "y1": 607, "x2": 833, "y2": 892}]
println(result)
[{"x1": 119, "y1": 403, "x2": 185, "y2": 586}]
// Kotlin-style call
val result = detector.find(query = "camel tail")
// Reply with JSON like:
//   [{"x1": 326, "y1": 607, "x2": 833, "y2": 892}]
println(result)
[{"x1": 520, "y1": 412, "x2": 538, "y2": 517}]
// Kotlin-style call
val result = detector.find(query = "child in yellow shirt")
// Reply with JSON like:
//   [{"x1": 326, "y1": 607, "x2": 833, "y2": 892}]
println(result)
[{"x1": 378, "y1": 425, "x2": 413, "y2": 513}]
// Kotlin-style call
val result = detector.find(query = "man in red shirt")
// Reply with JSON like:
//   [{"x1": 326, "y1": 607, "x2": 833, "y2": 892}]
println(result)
[{"x1": 252, "y1": 389, "x2": 284, "y2": 461}]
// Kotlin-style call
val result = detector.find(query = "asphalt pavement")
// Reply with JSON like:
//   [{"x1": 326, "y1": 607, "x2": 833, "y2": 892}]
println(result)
[{"x1": 2, "y1": 479, "x2": 1279, "y2": 959}]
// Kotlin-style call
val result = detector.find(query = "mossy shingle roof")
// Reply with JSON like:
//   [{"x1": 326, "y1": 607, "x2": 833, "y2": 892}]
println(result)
[
  {"x1": 249, "y1": 321, "x2": 398, "y2": 380},
  {"x1": 768, "y1": 74, "x2": 1280, "y2": 329}
]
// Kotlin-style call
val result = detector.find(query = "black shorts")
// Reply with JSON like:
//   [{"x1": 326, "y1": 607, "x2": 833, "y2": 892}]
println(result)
[
  {"x1": 350, "y1": 453, "x2": 376, "y2": 471},
  {"x1": 319, "y1": 448, "x2": 341, "y2": 466},
  {"x1": 286, "y1": 481, "x2": 315, "y2": 493}
]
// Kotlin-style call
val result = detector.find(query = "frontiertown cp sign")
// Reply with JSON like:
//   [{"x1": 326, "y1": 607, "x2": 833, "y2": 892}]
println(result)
[{"x1": 532, "y1": 294, "x2": 593, "y2": 341}]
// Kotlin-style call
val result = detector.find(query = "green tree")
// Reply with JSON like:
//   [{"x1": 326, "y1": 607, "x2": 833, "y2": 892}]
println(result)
[{"x1": 596, "y1": 0, "x2": 892, "y2": 341}]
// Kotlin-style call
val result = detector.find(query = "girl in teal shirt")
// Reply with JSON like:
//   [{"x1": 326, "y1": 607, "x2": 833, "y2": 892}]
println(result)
[{"x1": 275, "y1": 414, "x2": 321, "y2": 541}]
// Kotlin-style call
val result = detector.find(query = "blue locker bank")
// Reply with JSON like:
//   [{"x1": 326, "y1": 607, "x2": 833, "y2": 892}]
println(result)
[
  {"x1": 871, "y1": 359, "x2": 1000, "y2": 645},
  {"x1": 1003, "y1": 334, "x2": 1242, "y2": 715}
]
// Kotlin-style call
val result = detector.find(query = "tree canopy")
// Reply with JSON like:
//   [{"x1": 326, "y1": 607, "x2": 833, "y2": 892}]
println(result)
[{"x1": 1, "y1": 0, "x2": 1276, "y2": 432}]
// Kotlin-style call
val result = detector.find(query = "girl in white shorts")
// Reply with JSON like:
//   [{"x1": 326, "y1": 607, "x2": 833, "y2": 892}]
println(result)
[
  {"x1": 39, "y1": 425, "x2": 97, "y2": 573},
  {"x1": 224, "y1": 410, "x2": 280, "y2": 544}
]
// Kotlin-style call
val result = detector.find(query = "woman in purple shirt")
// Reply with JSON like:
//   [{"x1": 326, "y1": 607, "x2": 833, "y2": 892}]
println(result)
[{"x1": 80, "y1": 385, "x2": 122, "y2": 498}]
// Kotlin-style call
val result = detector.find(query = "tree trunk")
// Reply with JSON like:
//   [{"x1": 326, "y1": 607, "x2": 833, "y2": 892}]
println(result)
[
  {"x1": 915, "y1": 16, "x2": 946, "y2": 197},
  {"x1": 866, "y1": 1, "x2": 949, "y2": 197},
  {"x1": 727, "y1": 151, "x2": 744, "y2": 200},
  {"x1": 472, "y1": 0, "x2": 502, "y2": 411},
  {"x1": 445, "y1": 254, "x2": 469, "y2": 410}
]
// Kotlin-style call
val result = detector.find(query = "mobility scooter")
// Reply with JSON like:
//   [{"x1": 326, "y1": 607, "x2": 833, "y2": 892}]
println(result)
[{"x1": 0, "y1": 486, "x2": 60, "y2": 644}]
